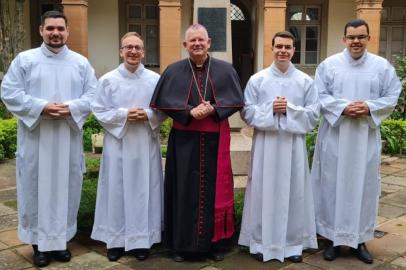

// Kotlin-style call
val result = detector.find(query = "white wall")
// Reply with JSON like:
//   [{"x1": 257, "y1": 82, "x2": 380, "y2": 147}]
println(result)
[
  {"x1": 88, "y1": 0, "x2": 120, "y2": 78},
  {"x1": 326, "y1": 0, "x2": 356, "y2": 56}
]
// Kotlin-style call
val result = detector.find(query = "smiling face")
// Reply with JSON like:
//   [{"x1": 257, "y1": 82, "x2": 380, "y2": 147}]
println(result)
[
  {"x1": 39, "y1": 18, "x2": 69, "y2": 49},
  {"x1": 272, "y1": 36, "x2": 295, "y2": 69},
  {"x1": 183, "y1": 29, "x2": 211, "y2": 62},
  {"x1": 343, "y1": 25, "x2": 370, "y2": 59},
  {"x1": 120, "y1": 35, "x2": 145, "y2": 72}
]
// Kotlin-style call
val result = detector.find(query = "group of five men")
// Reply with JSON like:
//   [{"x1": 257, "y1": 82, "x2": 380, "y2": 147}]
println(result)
[{"x1": 0, "y1": 10, "x2": 401, "y2": 268}]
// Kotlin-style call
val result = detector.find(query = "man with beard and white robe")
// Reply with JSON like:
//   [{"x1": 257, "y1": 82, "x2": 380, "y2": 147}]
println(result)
[
  {"x1": 91, "y1": 32, "x2": 164, "y2": 262},
  {"x1": 0, "y1": 11, "x2": 97, "y2": 267},
  {"x1": 238, "y1": 31, "x2": 319, "y2": 263},
  {"x1": 311, "y1": 19, "x2": 401, "y2": 264}
]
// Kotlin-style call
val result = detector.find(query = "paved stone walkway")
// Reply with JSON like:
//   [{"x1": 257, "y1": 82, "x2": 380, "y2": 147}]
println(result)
[{"x1": 0, "y1": 155, "x2": 405, "y2": 269}]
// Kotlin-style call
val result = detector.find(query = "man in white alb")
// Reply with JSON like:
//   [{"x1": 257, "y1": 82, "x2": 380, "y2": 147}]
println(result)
[
  {"x1": 91, "y1": 32, "x2": 164, "y2": 262},
  {"x1": 1, "y1": 10, "x2": 97, "y2": 267},
  {"x1": 311, "y1": 19, "x2": 401, "y2": 264},
  {"x1": 239, "y1": 31, "x2": 319, "y2": 263}
]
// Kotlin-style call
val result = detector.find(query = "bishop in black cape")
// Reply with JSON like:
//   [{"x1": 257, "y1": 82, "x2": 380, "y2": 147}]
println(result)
[{"x1": 150, "y1": 56, "x2": 243, "y2": 253}]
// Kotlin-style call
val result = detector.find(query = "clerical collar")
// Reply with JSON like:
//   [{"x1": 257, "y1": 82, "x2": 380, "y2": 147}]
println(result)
[{"x1": 189, "y1": 55, "x2": 210, "y2": 70}]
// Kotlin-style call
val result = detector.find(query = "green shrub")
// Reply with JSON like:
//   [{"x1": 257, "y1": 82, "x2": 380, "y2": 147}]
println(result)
[
  {"x1": 77, "y1": 177, "x2": 98, "y2": 231},
  {"x1": 234, "y1": 190, "x2": 245, "y2": 230},
  {"x1": 392, "y1": 56, "x2": 406, "y2": 120},
  {"x1": 380, "y1": 119, "x2": 406, "y2": 155},
  {"x1": 160, "y1": 118, "x2": 172, "y2": 144},
  {"x1": 0, "y1": 102, "x2": 12, "y2": 119},
  {"x1": 83, "y1": 114, "x2": 103, "y2": 151},
  {"x1": 85, "y1": 156, "x2": 100, "y2": 179},
  {"x1": 0, "y1": 118, "x2": 17, "y2": 161},
  {"x1": 306, "y1": 121, "x2": 319, "y2": 165}
]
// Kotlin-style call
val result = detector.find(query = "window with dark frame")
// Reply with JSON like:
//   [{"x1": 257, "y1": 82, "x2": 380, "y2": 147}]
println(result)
[
  {"x1": 287, "y1": 5, "x2": 321, "y2": 65},
  {"x1": 125, "y1": 1, "x2": 159, "y2": 68},
  {"x1": 380, "y1": 6, "x2": 406, "y2": 63}
]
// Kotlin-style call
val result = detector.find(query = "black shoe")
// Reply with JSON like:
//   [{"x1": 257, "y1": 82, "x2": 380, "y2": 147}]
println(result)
[
  {"x1": 287, "y1": 255, "x2": 303, "y2": 263},
  {"x1": 254, "y1": 253, "x2": 263, "y2": 262},
  {"x1": 107, "y1": 248, "x2": 124, "y2": 262},
  {"x1": 352, "y1": 243, "x2": 373, "y2": 264},
  {"x1": 51, "y1": 249, "x2": 71, "y2": 262},
  {"x1": 210, "y1": 251, "x2": 224, "y2": 261},
  {"x1": 172, "y1": 252, "x2": 185, "y2": 262},
  {"x1": 32, "y1": 245, "x2": 51, "y2": 267},
  {"x1": 323, "y1": 244, "x2": 340, "y2": 261},
  {"x1": 133, "y1": 249, "x2": 149, "y2": 261}
]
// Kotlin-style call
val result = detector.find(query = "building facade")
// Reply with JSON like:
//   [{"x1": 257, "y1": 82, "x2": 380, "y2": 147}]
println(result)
[{"x1": 16, "y1": 0, "x2": 404, "y2": 81}]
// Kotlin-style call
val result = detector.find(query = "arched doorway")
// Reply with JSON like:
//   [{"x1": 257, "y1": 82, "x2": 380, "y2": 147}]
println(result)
[{"x1": 231, "y1": 0, "x2": 253, "y2": 88}]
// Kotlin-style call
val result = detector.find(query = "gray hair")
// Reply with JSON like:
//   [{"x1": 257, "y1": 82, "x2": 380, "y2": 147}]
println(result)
[{"x1": 184, "y1": 24, "x2": 209, "y2": 40}]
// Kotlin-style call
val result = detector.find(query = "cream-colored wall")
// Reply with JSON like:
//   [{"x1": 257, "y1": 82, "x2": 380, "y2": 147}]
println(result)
[
  {"x1": 181, "y1": 0, "x2": 193, "y2": 59},
  {"x1": 326, "y1": 0, "x2": 356, "y2": 56},
  {"x1": 88, "y1": 0, "x2": 120, "y2": 78}
]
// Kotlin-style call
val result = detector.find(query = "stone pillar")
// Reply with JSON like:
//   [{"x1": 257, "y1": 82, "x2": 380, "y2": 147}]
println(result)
[
  {"x1": 159, "y1": 0, "x2": 182, "y2": 73},
  {"x1": 356, "y1": 0, "x2": 383, "y2": 54},
  {"x1": 263, "y1": 0, "x2": 287, "y2": 67},
  {"x1": 62, "y1": 0, "x2": 88, "y2": 57}
]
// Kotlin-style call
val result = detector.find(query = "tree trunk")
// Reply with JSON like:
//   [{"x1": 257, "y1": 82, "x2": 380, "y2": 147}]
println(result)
[{"x1": 0, "y1": 0, "x2": 25, "y2": 119}]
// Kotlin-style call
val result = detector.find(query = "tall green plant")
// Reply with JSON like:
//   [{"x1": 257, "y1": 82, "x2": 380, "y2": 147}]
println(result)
[{"x1": 393, "y1": 56, "x2": 406, "y2": 120}]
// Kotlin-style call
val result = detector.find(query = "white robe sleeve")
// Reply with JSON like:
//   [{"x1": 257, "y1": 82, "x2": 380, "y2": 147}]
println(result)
[
  {"x1": 241, "y1": 78, "x2": 279, "y2": 130},
  {"x1": 145, "y1": 108, "x2": 166, "y2": 134},
  {"x1": 280, "y1": 79, "x2": 320, "y2": 134},
  {"x1": 315, "y1": 63, "x2": 350, "y2": 127},
  {"x1": 365, "y1": 63, "x2": 401, "y2": 128},
  {"x1": 65, "y1": 61, "x2": 98, "y2": 130},
  {"x1": 91, "y1": 79, "x2": 129, "y2": 139},
  {"x1": 1, "y1": 55, "x2": 48, "y2": 130}
]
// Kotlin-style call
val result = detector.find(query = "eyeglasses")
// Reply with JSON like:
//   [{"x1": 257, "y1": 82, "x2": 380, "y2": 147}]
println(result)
[
  {"x1": 345, "y1": 35, "x2": 369, "y2": 41},
  {"x1": 274, "y1": 44, "x2": 293, "y2": 50},
  {"x1": 121, "y1": 45, "x2": 143, "y2": 52}
]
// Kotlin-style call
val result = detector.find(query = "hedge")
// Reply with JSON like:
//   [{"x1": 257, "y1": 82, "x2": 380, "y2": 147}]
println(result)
[
  {"x1": 0, "y1": 118, "x2": 17, "y2": 161},
  {"x1": 380, "y1": 119, "x2": 406, "y2": 155}
]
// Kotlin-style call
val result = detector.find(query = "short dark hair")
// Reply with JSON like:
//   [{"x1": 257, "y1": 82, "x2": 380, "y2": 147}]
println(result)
[
  {"x1": 41, "y1": 10, "x2": 68, "y2": 26},
  {"x1": 272, "y1": 31, "x2": 295, "y2": 46},
  {"x1": 344, "y1": 19, "x2": 369, "y2": 36}
]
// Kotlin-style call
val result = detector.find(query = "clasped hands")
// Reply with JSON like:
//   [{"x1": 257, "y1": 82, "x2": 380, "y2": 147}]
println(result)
[
  {"x1": 190, "y1": 100, "x2": 215, "y2": 120},
  {"x1": 273, "y1": 96, "x2": 287, "y2": 114},
  {"x1": 42, "y1": 102, "x2": 71, "y2": 119},
  {"x1": 343, "y1": 101, "x2": 369, "y2": 118},
  {"x1": 128, "y1": 108, "x2": 148, "y2": 122}
]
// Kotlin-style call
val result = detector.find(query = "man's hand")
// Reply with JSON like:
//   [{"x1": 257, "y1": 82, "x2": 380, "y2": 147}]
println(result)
[
  {"x1": 42, "y1": 102, "x2": 71, "y2": 119},
  {"x1": 190, "y1": 100, "x2": 215, "y2": 120},
  {"x1": 128, "y1": 108, "x2": 148, "y2": 122},
  {"x1": 273, "y1": 96, "x2": 287, "y2": 114},
  {"x1": 343, "y1": 101, "x2": 369, "y2": 118}
]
